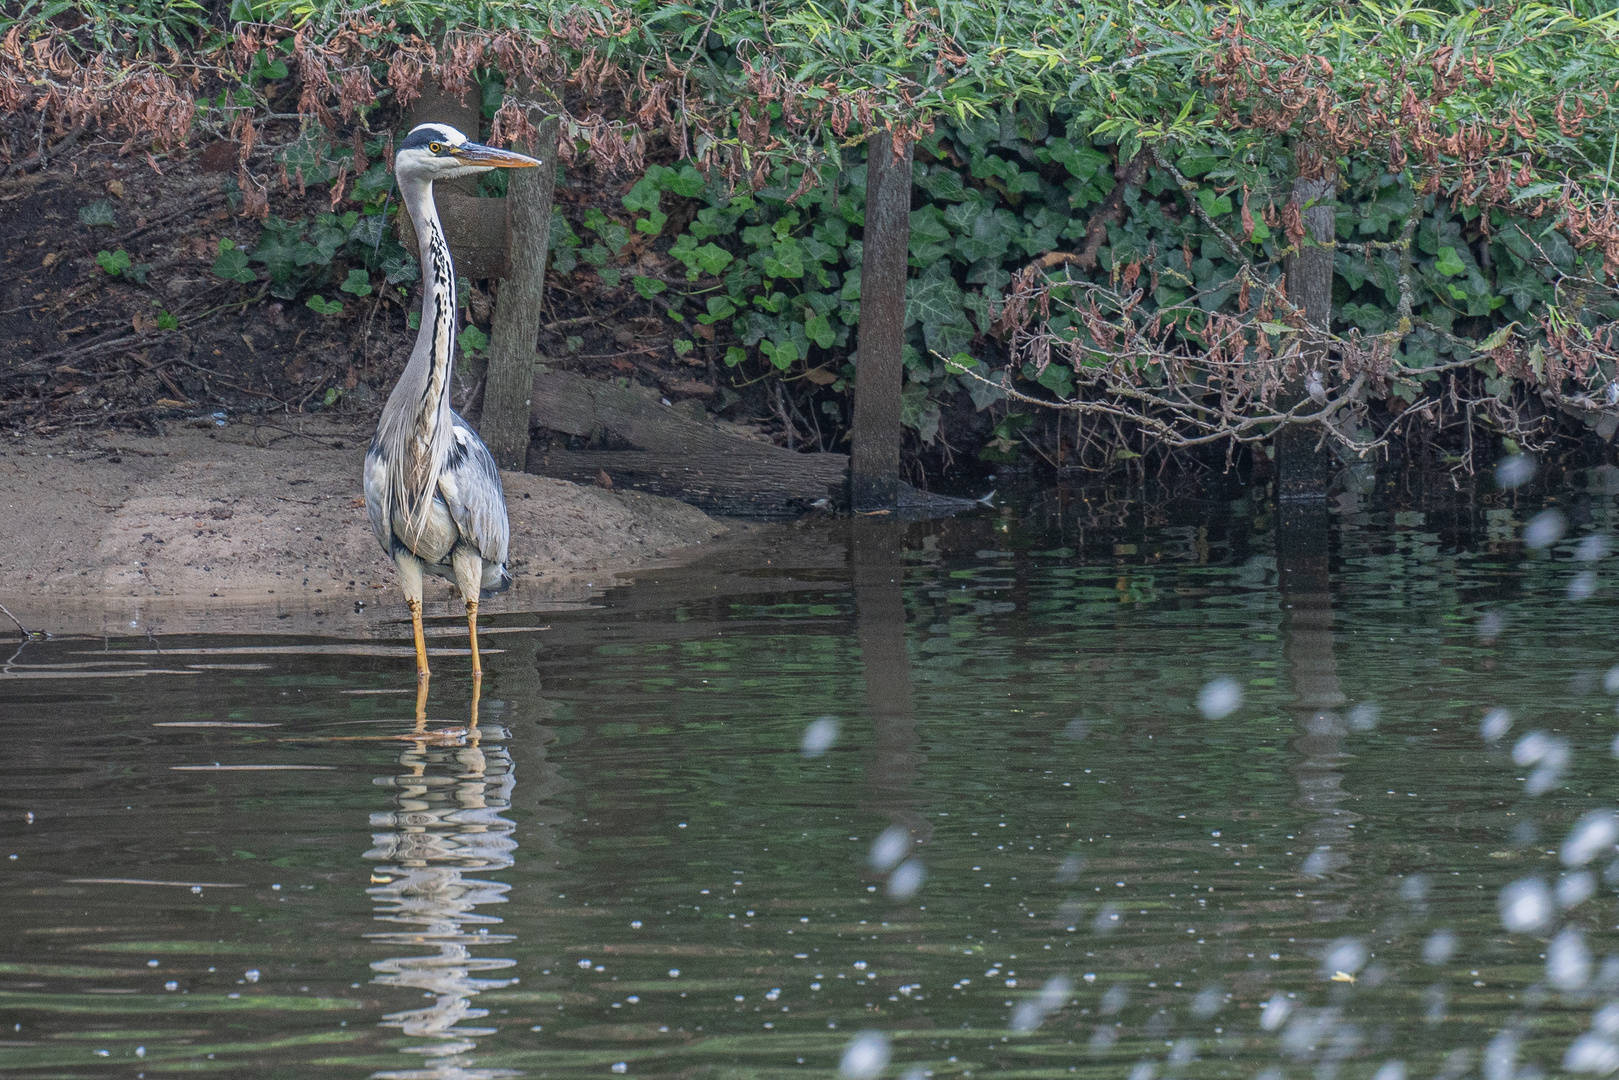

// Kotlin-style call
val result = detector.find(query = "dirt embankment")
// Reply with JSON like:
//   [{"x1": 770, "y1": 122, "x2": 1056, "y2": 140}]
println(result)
[{"x1": 0, "y1": 416, "x2": 730, "y2": 636}]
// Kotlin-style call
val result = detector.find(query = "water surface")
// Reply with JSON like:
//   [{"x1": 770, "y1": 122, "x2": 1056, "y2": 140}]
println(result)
[{"x1": 4, "y1": 478, "x2": 1619, "y2": 1080}]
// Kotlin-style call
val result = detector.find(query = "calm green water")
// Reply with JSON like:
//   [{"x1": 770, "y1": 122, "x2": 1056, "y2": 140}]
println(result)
[{"x1": 5, "y1": 478, "x2": 1619, "y2": 1080}]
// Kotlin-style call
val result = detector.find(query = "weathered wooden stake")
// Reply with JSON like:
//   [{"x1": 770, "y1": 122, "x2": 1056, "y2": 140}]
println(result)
[
  {"x1": 481, "y1": 114, "x2": 561, "y2": 471},
  {"x1": 1276, "y1": 162, "x2": 1337, "y2": 500},
  {"x1": 408, "y1": 82, "x2": 482, "y2": 195},
  {"x1": 850, "y1": 129, "x2": 913, "y2": 511}
]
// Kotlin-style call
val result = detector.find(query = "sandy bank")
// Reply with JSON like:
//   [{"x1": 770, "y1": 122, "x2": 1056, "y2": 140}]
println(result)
[{"x1": 0, "y1": 416, "x2": 731, "y2": 636}]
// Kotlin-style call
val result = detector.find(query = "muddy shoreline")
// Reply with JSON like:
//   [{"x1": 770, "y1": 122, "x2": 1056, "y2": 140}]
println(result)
[{"x1": 0, "y1": 415, "x2": 753, "y2": 637}]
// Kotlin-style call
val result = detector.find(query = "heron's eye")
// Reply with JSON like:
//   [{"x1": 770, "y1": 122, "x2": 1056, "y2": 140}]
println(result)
[{"x1": 428, "y1": 142, "x2": 443, "y2": 154}]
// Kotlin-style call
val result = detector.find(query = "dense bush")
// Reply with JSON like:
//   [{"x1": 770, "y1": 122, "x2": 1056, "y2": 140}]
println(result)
[{"x1": 6, "y1": 0, "x2": 1619, "y2": 467}]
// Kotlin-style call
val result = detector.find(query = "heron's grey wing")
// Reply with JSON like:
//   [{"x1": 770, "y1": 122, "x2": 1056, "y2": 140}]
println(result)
[
  {"x1": 363, "y1": 439, "x2": 393, "y2": 557},
  {"x1": 437, "y1": 416, "x2": 509, "y2": 566}
]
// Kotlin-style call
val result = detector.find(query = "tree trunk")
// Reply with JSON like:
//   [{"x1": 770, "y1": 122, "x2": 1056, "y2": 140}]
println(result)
[
  {"x1": 850, "y1": 129, "x2": 913, "y2": 511},
  {"x1": 1277, "y1": 160, "x2": 1337, "y2": 500},
  {"x1": 480, "y1": 114, "x2": 561, "y2": 471}
]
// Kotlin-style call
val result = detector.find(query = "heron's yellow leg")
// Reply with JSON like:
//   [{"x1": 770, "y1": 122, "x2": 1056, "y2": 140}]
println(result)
[
  {"x1": 396, "y1": 552, "x2": 430, "y2": 679},
  {"x1": 466, "y1": 599, "x2": 482, "y2": 677},
  {"x1": 450, "y1": 548, "x2": 486, "y2": 678},
  {"x1": 414, "y1": 672, "x2": 430, "y2": 727},
  {"x1": 469, "y1": 674, "x2": 481, "y2": 740},
  {"x1": 408, "y1": 597, "x2": 430, "y2": 678}
]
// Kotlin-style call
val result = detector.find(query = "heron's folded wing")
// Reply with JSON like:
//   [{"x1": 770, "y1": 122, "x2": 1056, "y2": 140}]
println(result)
[
  {"x1": 438, "y1": 419, "x2": 509, "y2": 566},
  {"x1": 363, "y1": 442, "x2": 393, "y2": 556}
]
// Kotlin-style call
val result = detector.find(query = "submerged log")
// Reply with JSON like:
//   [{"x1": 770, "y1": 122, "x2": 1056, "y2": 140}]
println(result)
[{"x1": 528, "y1": 369, "x2": 847, "y2": 516}]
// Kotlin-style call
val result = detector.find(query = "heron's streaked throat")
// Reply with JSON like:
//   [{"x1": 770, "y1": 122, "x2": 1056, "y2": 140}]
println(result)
[{"x1": 395, "y1": 172, "x2": 459, "y2": 534}]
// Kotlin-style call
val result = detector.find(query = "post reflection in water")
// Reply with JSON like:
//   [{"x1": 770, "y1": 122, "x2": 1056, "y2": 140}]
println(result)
[
  {"x1": 1277, "y1": 501, "x2": 1358, "y2": 922},
  {"x1": 851, "y1": 517, "x2": 932, "y2": 852},
  {"x1": 363, "y1": 681, "x2": 523, "y2": 1080}
]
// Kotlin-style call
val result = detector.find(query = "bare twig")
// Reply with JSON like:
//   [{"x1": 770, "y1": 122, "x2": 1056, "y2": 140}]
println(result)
[{"x1": 0, "y1": 602, "x2": 42, "y2": 640}]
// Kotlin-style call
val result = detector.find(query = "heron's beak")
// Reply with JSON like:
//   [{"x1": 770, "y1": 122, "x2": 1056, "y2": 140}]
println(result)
[{"x1": 451, "y1": 142, "x2": 542, "y2": 169}]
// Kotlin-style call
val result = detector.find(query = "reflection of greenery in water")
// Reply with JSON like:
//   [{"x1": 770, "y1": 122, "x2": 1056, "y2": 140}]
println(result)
[{"x1": 2, "y1": 487, "x2": 1618, "y2": 1078}]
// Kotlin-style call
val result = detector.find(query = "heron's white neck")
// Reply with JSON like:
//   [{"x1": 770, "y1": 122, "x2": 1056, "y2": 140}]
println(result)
[
  {"x1": 404, "y1": 175, "x2": 463, "y2": 408},
  {"x1": 401, "y1": 173, "x2": 457, "y2": 444}
]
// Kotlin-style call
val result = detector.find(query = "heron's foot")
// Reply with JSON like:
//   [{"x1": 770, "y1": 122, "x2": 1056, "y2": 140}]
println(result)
[
  {"x1": 466, "y1": 599, "x2": 482, "y2": 677},
  {"x1": 407, "y1": 597, "x2": 430, "y2": 677}
]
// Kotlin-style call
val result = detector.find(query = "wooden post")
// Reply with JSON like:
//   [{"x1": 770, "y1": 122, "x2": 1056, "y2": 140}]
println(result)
[
  {"x1": 408, "y1": 82, "x2": 482, "y2": 196},
  {"x1": 404, "y1": 78, "x2": 496, "y2": 413},
  {"x1": 1276, "y1": 156, "x2": 1337, "y2": 500},
  {"x1": 851, "y1": 129, "x2": 913, "y2": 511},
  {"x1": 480, "y1": 114, "x2": 561, "y2": 471}
]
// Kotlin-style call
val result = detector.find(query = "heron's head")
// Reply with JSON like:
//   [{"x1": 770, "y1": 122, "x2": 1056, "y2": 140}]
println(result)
[{"x1": 394, "y1": 123, "x2": 541, "y2": 183}]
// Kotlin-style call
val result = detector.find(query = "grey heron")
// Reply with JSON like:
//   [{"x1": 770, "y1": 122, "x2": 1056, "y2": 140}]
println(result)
[{"x1": 365, "y1": 122, "x2": 540, "y2": 678}]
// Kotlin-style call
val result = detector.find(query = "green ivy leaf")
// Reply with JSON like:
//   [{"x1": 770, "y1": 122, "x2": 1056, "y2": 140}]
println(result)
[
  {"x1": 212, "y1": 238, "x2": 256, "y2": 283},
  {"x1": 339, "y1": 268, "x2": 373, "y2": 297},
  {"x1": 697, "y1": 295, "x2": 738, "y2": 324},
  {"x1": 905, "y1": 273, "x2": 965, "y2": 334},
  {"x1": 909, "y1": 205, "x2": 953, "y2": 248},
  {"x1": 661, "y1": 165, "x2": 706, "y2": 197},
  {"x1": 762, "y1": 241, "x2": 805, "y2": 279},
  {"x1": 1178, "y1": 150, "x2": 1224, "y2": 179},
  {"x1": 724, "y1": 345, "x2": 748, "y2": 367},
  {"x1": 900, "y1": 382, "x2": 942, "y2": 445},
  {"x1": 458, "y1": 324, "x2": 488, "y2": 354},
  {"x1": 763, "y1": 339, "x2": 799, "y2": 370},
  {"x1": 249, "y1": 48, "x2": 288, "y2": 82},
  {"x1": 622, "y1": 177, "x2": 662, "y2": 215},
  {"x1": 1434, "y1": 247, "x2": 1468, "y2": 277},
  {"x1": 804, "y1": 313, "x2": 835, "y2": 350},
  {"x1": 305, "y1": 294, "x2": 343, "y2": 316},
  {"x1": 1036, "y1": 362, "x2": 1075, "y2": 399},
  {"x1": 79, "y1": 200, "x2": 117, "y2": 228},
  {"x1": 155, "y1": 310, "x2": 179, "y2": 331},
  {"x1": 1195, "y1": 187, "x2": 1233, "y2": 217},
  {"x1": 693, "y1": 243, "x2": 734, "y2": 276},
  {"x1": 632, "y1": 275, "x2": 668, "y2": 299},
  {"x1": 95, "y1": 249, "x2": 131, "y2": 276}
]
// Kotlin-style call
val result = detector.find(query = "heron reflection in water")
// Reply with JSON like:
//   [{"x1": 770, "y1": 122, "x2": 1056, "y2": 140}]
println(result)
[
  {"x1": 365, "y1": 123, "x2": 540, "y2": 680},
  {"x1": 364, "y1": 683, "x2": 521, "y2": 1079}
]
